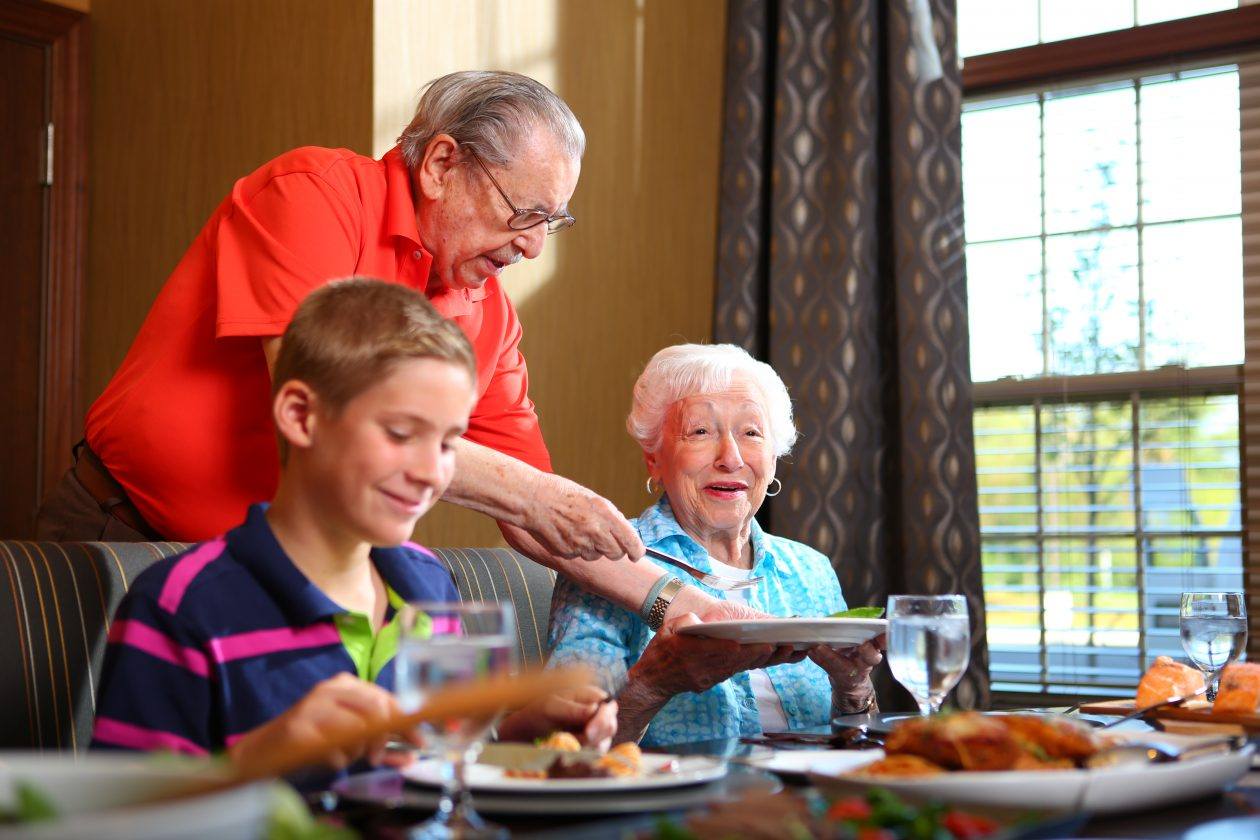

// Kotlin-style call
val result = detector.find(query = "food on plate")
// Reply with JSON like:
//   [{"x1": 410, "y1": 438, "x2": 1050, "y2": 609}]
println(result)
[
  {"x1": 503, "y1": 740, "x2": 645, "y2": 780},
  {"x1": 864, "y1": 711, "x2": 1111, "y2": 776},
  {"x1": 598, "y1": 741, "x2": 643, "y2": 777},
  {"x1": 1000, "y1": 713, "x2": 1100, "y2": 762},
  {"x1": 857, "y1": 754, "x2": 945, "y2": 777},
  {"x1": 653, "y1": 788, "x2": 1003, "y2": 840},
  {"x1": 537, "y1": 731, "x2": 582, "y2": 751},
  {"x1": 830, "y1": 606, "x2": 886, "y2": 619},
  {"x1": 1213, "y1": 662, "x2": 1260, "y2": 715},
  {"x1": 882, "y1": 713, "x2": 1022, "y2": 771},
  {"x1": 543, "y1": 757, "x2": 613, "y2": 779},
  {"x1": 1135, "y1": 655, "x2": 1205, "y2": 708}
]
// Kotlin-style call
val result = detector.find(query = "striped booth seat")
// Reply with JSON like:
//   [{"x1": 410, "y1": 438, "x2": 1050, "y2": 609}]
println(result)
[{"x1": 0, "y1": 541, "x2": 558, "y2": 752}]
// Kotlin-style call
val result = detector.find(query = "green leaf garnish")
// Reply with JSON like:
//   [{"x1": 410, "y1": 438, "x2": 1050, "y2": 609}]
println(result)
[
  {"x1": 830, "y1": 606, "x2": 885, "y2": 619},
  {"x1": 13, "y1": 781, "x2": 58, "y2": 823}
]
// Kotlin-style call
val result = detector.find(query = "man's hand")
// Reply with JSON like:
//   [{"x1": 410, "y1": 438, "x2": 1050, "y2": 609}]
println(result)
[
  {"x1": 516, "y1": 471, "x2": 645, "y2": 562},
  {"x1": 444, "y1": 439, "x2": 644, "y2": 562},
  {"x1": 496, "y1": 685, "x2": 618, "y2": 752},
  {"x1": 228, "y1": 673, "x2": 420, "y2": 774}
]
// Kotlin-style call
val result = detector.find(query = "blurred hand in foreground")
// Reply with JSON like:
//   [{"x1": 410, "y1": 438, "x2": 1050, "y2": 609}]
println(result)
[{"x1": 228, "y1": 673, "x2": 421, "y2": 774}]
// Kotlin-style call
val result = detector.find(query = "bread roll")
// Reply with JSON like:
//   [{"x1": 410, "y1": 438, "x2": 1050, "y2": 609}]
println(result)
[
  {"x1": 1213, "y1": 662, "x2": 1260, "y2": 715},
  {"x1": 1135, "y1": 655, "x2": 1205, "y2": 708}
]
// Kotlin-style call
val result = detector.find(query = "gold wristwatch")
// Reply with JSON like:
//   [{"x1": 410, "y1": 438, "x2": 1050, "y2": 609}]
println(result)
[{"x1": 646, "y1": 577, "x2": 686, "y2": 631}]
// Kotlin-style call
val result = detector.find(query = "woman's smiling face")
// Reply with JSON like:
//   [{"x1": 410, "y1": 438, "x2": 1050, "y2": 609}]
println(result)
[{"x1": 646, "y1": 374, "x2": 777, "y2": 546}]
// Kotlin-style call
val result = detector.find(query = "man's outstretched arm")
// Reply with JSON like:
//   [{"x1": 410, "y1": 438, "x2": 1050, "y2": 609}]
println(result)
[{"x1": 444, "y1": 438, "x2": 721, "y2": 620}]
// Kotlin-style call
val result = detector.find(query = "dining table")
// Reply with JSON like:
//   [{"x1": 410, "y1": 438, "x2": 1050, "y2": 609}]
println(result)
[{"x1": 317, "y1": 710, "x2": 1260, "y2": 839}]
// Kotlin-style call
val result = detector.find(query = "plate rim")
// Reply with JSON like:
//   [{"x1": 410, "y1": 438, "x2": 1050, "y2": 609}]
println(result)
[
  {"x1": 824, "y1": 742, "x2": 1253, "y2": 785},
  {"x1": 679, "y1": 617, "x2": 888, "y2": 631},
  {"x1": 678, "y1": 617, "x2": 886, "y2": 648},
  {"x1": 334, "y1": 766, "x2": 779, "y2": 817},
  {"x1": 811, "y1": 743, "x2": 1254, "y2": 814},
  {"x1": 401, "y1": 751, "x2": 728, "y2": 794}
]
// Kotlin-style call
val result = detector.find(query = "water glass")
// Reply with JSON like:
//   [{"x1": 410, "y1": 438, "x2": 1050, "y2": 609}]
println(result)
[
  {"x1": 886, "y1": 594, "x2": 971, "y2": 715},
  {"x1": 1180, "y1": 592, "x2": 1247, "y2": 701},
  {"x1": 395, "y1": 601, "x2": 516, "y2": 840}
]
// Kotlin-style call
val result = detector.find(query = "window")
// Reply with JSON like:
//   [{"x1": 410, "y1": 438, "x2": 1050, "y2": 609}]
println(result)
[
  {"x1": 959, "y1": 1, "x2": 1238, "y2": 59},
  {"x1": 975, "y1": 393, "x2": 1242, "y2": 693},
  {"x1": 960, "y1": 5, "x2": 1255, "y2": 696}
]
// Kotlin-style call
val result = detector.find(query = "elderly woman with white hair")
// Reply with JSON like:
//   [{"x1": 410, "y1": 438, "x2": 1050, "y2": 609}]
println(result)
[{"x1": 548, "y1": 344, "x2": 882, "y2": 745}]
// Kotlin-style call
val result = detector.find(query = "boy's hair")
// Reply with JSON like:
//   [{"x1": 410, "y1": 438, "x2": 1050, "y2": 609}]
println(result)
[{"x1": 273, "y1": 278, "x2": 476, "y2": 456}]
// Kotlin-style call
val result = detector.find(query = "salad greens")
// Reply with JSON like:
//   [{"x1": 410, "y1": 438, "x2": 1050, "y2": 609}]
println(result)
[
  {"x1": 0, "y1": 777, "x2": 354, "y2": 838},
  {"x1": 653, "y1": 788, "x2": 1003, "y2": 840},
  {"x1": 830, "y1": 606, "x2": 886, "y2": 619},
  {"x1": 266, "y1": 784, "x2": 357, "y2": 840},
  {"x1": 0, "y1": 781, "x2": 59, "y2": 825}
]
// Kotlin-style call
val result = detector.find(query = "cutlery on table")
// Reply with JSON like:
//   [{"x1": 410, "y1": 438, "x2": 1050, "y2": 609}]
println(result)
[
  {"x1": 1100, "y1": 686, "x2": 1209, "y2": 729},
  {"x1": 1085, "y1": 734, "x2": 1245, "y2": 768},
  {"x1": 645, "y1": 547, "x2": 763, "y2": 591}
]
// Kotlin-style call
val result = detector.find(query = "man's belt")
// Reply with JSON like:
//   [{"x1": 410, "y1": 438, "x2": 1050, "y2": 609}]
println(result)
[{"x1": 73, "y1": 443, "x2": 158, "y2": 538}]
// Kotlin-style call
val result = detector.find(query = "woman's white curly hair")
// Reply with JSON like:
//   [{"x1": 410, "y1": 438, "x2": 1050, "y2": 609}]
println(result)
[{"x1": 627, "y1": 343, "x2": 797, "y2": 458}]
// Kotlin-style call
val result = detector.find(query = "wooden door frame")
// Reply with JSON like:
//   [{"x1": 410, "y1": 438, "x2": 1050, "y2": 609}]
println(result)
[{"x1": 0, "y1": 0, "x2": 87, "y2": 501}]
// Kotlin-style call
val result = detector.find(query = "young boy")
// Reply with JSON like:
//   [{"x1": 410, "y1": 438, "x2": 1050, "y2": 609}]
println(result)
[{"x1": 91, "y1": 278, "x2": 614, "y2": 775}]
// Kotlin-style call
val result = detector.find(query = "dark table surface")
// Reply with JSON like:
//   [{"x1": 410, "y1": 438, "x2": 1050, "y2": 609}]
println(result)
[{"x1": 325, "y1": 716, "x2": 1260, "y2": 839}]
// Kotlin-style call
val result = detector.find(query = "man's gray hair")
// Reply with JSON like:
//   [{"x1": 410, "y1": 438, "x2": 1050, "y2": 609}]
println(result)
[
  {"x1": 398, "y1": 70, "x2": 585, "y2": 169},
  {"x1": 627, "y1": 344, "x2": 798, "y2": 458}
]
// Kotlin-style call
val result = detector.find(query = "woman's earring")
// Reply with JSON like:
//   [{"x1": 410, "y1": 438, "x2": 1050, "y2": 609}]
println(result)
[
  {"x1": 765, "y1": 477, "x2": 783, "y2": 497},
  {"x1": 646, "y1": 476, "x2": 658, "y2": 495}
]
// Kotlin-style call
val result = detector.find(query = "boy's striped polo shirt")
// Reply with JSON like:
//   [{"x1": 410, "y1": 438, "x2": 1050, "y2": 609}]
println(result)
[{"x1": 91, "y1": 503, "x2": 458, "y2": 757}]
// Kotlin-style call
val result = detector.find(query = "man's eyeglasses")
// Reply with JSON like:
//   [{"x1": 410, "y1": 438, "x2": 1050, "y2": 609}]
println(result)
[{"x1": 467, "y1": 149, "x2": 576, "y2": 235}]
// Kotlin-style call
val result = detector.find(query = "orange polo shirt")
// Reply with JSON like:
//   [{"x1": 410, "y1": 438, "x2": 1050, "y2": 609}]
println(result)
[{"x1": 85, "y1": 146, "x2": 551, "y2": 541}]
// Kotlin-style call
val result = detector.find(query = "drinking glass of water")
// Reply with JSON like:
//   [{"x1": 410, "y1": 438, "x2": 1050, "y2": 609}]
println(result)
[
  {"x1": 395, "y1": 601, "x2": 516, "y2": 840},
  {"x1": 1180, "y1": 592, "x2": 1247, "y2": 701},
  {"x1": 887, "y1": 595, "x2": 970, "y2": 716}
]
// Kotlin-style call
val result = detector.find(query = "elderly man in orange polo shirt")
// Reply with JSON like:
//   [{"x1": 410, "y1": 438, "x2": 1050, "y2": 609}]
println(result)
[{"x1": 38, "y1": 71, "x2": 721, "y2": 626}]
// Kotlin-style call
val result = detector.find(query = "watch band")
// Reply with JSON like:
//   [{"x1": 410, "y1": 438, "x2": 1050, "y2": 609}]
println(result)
[
  {"x1": 836, "y1": 686, "x2": 877, "y2": 715},
  {"x1": 646, "y1": 577, "x2": 686, "y2": 631},
  {"x1": 638, "y1": 573, "x2": 675, "y2": 623}
]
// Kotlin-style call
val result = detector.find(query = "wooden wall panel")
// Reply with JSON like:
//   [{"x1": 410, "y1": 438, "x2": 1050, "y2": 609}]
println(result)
[
  {"x1": 83, "y1": 0, "x2": 372, "y2": 410},
  {"x1": 375, "y1": 0, "x2": 728, "y2": 547}
]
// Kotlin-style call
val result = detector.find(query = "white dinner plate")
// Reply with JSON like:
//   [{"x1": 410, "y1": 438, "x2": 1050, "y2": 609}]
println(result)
[
  {"x1": 854, "y1": 710, "x2": 1110, "y2": 733},
  {"x1": 402, "y1": 752, "x2": 727, "y2": 793},
  {"x1": 809, "y1": 741, "x2": 1254, "y2": 816},
  {"x1": 749, "y1": 749, "x2": 885, "y2": 778},
  {"x1": 0, "y1": 753, "x2": 273, "y2": 840},
  {"x1": 1184, "y1": 815, "x2": 1260, "y2": 840},
  {"x1": 677, "y1": 617, "x2": 886, "y2": 649},
  {"x1": 337, "y1": 765, "x2": 778, "y2": 816}
]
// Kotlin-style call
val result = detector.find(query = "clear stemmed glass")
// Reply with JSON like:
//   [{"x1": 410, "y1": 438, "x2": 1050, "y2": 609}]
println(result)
[
  {"x1": 886, "y1": 594, "x2": 971, "y2": 716},
  {"x1": 1180, "y1": 592, "x2": 1247, "y2": 702},
  {"x1": 395, "y1": 601, "x2": 516, "y2": 840}
]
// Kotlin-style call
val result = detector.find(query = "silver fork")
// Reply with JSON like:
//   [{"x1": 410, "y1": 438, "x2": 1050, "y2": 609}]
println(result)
[{"x1": 645, "y1": 547, "x2": 763, "y2": 592}]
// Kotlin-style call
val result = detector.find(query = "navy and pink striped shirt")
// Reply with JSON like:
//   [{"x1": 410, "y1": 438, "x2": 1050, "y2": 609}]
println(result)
[{"x1": 91, "y1": 503, "x2": 458, "y2": 758}]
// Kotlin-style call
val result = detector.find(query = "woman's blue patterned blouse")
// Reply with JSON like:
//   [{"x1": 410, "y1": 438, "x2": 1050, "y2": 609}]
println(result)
[{"x1": 547, "y1": 497, "x2": 846, "y2": 747}]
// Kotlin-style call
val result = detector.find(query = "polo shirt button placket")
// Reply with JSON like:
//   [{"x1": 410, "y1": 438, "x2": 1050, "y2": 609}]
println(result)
[{"x1": 412, "y1": 250, "x2": 422, "y2": 260}]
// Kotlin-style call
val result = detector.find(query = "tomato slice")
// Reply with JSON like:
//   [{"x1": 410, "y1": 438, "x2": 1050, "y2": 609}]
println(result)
[
  {"x1": 943, "y1": 811, "x2": 1003, "y2": 839},
  {"x1": 855, "y1": 828, "x2": 897, "y2": 840},
  {"x1": 825, "y1": 798, "x2": 873, "y2": 821}
]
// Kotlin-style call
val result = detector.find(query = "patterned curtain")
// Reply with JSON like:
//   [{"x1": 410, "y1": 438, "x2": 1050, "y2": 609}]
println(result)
[{"x1": 714, "y1": 0, "x2": 989, "y2": 709}]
